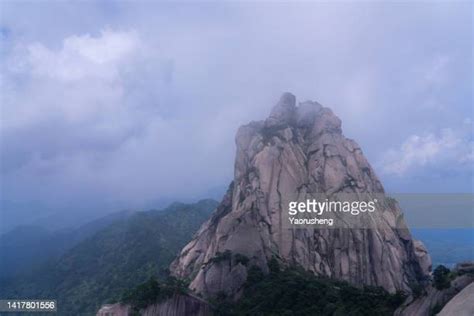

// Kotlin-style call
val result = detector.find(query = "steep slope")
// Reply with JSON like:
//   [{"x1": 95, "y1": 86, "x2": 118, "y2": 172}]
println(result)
[
  {"x1": 395, "y1": 263, "x2": 474, "y2": 316},
  {"x1": 171, "y1": 93, "x2": 430, "y2": 299},
  {"x1": 0, "y1": 199, "x2": 217, "y2": 315},
  {"x1": 439, "y1": 281, "x2": 474, "y2": 316},
  {"x1": 0, "y1": 210, "x2": 133, "y2": 278}
]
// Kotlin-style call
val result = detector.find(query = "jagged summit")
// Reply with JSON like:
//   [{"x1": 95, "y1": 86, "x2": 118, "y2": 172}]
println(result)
[
  {"x1": 171, "y1": 93, "x2": 430, "y2": 299},
  {"x1": 265, "y1": 93, "x2": 327, "y2": 130},
  {"x1": 265, "y1": 92, "x2": 297, "y2": 126}
]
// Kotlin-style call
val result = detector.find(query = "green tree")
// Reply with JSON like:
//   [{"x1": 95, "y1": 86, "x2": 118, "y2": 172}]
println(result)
[
  {"x1": 433, "y1": 265, "x2": 451, "y2": 290},
  {"x1": 268, "y1": 257, "x2": 280, "y2": 275}
]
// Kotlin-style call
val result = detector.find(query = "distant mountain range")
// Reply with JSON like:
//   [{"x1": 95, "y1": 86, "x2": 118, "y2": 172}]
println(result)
[
  {"x1": 0, "y1": 210, "x2": 134, "y2": 278},
  {"x1": 0, "y1": 199, "x2": 218, "y2": 315}
]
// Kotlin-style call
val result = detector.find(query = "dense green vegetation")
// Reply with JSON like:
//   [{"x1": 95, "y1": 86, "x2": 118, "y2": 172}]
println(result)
[
  {"x1": 0, "y1": 199, "x2": 217, "y2": 316},
  {"x1": 433, "y1": 265, "x2": 452, "y2": 290},
  {"x1": 121, "y1": 276, "x2": 188, "y2": 313},
  {"x1": 0, "y1": 210, "x2": 133, "y2": 278},
  {"x1": 213, "y1": 258, "x2": 406, "y2": 316}
]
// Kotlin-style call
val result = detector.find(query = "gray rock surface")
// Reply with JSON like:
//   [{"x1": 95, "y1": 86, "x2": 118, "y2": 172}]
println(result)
[
  {"x1": 414, "y1": 239, "x2": 432, "y2": 276},
  {"x1": 439, "y1": 281, "x2": 474, "y2": 316},
  {"x1": 141, "y1": 294, "x2": 212, "y2": 316},
  {"x1": 96, "y1": 303, "x2": 130, "y2": 316},
  {"x1": 95, "y1": 294, "x2": 212, "y2": 316},
  {"x1": 171, "y1": 93, "x2": 431, "y2": 299},
  {"x1": 456, "y1": 262, "x2": 474, "y2": 275},
  {"x1": 395, "y1": 274, "x2": 474, "y2": 316}
]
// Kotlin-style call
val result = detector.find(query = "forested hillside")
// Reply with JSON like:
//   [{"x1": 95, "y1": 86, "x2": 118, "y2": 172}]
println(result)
[{"x1": 0, "y1": 199, "x2": 217, "y2": 315}]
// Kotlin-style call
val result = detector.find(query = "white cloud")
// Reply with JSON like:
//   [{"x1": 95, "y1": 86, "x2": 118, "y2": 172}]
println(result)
[
  {"x1": 0, "y1": 29, "x2": 166, "y2": 179},
  {"x1": 380, "y1": 120, "x2": 473, "y2": 176},
  {"x1": 2, "y1": 29, "x2": 144, "y2": 130},
  {"x1": 26, "y1": 29, "x2": 139, "y2": 81},
  {"x1": 0, "y1": 27, "x2": 240, "y2": 206}
]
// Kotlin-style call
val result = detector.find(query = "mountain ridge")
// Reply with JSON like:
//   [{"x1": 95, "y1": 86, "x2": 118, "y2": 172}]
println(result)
[{"x1": 0, "y1": 199, "x2": 218, "y2": 315}]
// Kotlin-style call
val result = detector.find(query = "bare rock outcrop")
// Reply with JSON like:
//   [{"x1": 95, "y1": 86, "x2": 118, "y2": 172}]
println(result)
[
  {"x1": 395, "y1": 274, "x2": 474, "y2": 316},
  {"x1": 414, "y1": 239, "x2": 432, "y2": 276},
  {"x1": 171, "y1": 93, "x2": 431, "y2": 299},
  {"x1": 97, "y1": 303, "x2": 130, "y2": 316},
  {"x1": 141, "y1": 294, "x2": 212, "y2": 316},
  {"x1": 96, "y1": 294, "x2": 212, "y2": 316},
  {"x1": 439, "y1": 281, "x2": 474, "y2": 316}
]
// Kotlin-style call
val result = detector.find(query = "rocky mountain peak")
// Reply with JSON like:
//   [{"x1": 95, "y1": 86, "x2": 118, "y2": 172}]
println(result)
[
  {"x1": 171, "y1": 93, "x2": 430, "y2": 300},
  {"x1": 265, "y1": 92, "x2": 297, "y2": 127}
]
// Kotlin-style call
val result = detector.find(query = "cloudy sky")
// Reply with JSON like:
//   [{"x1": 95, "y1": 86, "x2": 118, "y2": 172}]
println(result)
[{"x1": 0, "y1": 1, "x2": 472, "y2": 230}]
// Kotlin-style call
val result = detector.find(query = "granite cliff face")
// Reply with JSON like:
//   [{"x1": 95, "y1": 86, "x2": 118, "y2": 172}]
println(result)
[{"x1": 171, "y1": 93, "x2": 431, "y2": 299}]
